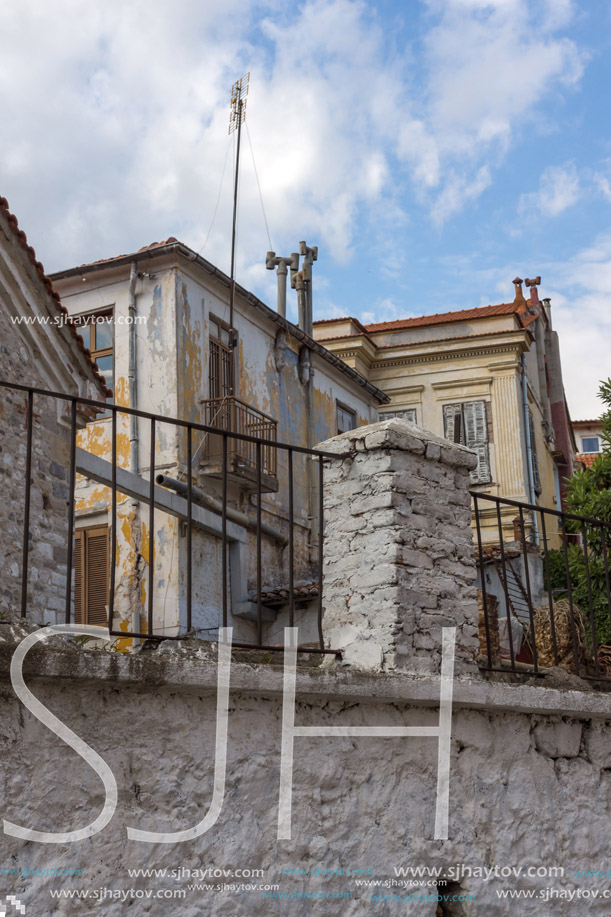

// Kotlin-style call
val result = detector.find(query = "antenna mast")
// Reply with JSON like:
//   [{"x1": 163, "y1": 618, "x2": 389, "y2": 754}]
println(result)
[{"x1": 228, "y1": 72, "x2": 249, "y2": 359}]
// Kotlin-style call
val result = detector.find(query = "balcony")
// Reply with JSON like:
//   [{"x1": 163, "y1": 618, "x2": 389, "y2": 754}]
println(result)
[{"x1": 199, "y1": 396, "x2": 278, "y2": 493}]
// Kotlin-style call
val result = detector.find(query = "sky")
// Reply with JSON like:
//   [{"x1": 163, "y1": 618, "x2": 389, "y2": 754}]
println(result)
[{"x1": 1, "y1": 0, "x2": 610, "y2": 419}]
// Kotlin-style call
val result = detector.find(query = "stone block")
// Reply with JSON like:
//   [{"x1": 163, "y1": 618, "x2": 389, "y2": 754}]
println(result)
[{"x1": 534, "y1": 721, "x2": 582, "y2": 759}]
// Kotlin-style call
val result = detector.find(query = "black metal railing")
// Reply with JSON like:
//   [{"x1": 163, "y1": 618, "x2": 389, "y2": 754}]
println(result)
[
  {"x1": 200, "y1": 395, "x2": 277, "y2": 480},
  {"x1": 473, "y1": 491, "x2": 611, "y2": 681},
  {"x1": 1, "y1": 380, "x2": 340, "y2": 654}
]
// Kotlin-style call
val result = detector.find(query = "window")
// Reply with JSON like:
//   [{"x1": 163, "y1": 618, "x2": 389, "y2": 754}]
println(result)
[
  {"x1": 74, "y1": 525, "x2": 109, "y2": 626},
  {"x1": 527, "y1": 408, "x2": 542, "y2": 495},
  {"x1": 379, "y1": 408, "x2": 417, "y2": 424},
  {"x1": 74, "y1": 310, "x2": 114, "y2": 415},
  {"x1": 581, "y1": 437, "x2": 600, "y2": 454},
  {"x1": 336, "y1": 402, "x2": 357, "y2": 435},
  {"x1": 443, "y1": 400, "x2": 491, "y2": 485},
  {"x1": 209, "y1": 316, "x2": 233, "y2": 400}
]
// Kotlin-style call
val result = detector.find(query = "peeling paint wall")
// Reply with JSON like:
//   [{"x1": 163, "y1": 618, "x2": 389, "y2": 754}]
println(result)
[{"x1": 55, "y1": 258, "x2": 382, "y2": 645}]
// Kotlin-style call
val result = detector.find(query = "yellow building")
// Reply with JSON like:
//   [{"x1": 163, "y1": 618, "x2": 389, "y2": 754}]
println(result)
[{"x1": 314, "y1": 278, "x2": 577, "y2": 547}]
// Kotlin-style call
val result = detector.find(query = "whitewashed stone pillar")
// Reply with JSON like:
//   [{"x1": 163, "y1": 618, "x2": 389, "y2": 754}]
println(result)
[{"x1": 317, "y1": 419, "x2": 480, "y2": 675}]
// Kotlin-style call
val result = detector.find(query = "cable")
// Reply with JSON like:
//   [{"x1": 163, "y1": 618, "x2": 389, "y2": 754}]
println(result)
[
  {"x1": 246, "y1": 120, "x2": 273, "y2": 252},
  {"x1": 197, "y1": 136, "x2": 233, "y2": 256}
]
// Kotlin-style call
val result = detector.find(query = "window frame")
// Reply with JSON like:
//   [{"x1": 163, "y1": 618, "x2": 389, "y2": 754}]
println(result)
[
  {"x1": 336, "y1": 401, "x2": 357, "y2": 435},
  {"x1": 379, "y1": 408, "x2": 418, "y2": 425},
  {"x1": 209, "y1": 313, "x2": 234, "y2": 400},
  {"x1": 72, "y1": 308, "x2": 114, "y2": 416},
  {"x1": 581, "y1": 436, "x2": 600, "y2": 454},
  {"x1": 443, "y1": 400, "x2": 492, "y2": 485}
]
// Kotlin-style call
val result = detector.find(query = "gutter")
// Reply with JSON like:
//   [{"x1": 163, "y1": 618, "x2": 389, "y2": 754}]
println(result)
[{"x1": 50, "y1": 243, "x2": 390, "y2": 406}]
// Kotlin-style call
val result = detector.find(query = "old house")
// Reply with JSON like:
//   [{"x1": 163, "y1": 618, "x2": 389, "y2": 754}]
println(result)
[
  {"x1": 313, "y1": 277, "x2": 576, "y2": 548},
  {"x1": 573, "y1": 417, "x2": 607, "y2": 468},
  {"x1": 0, "y1": 196, "x2": 110, "y2": 625},
  {"x1": 49, "y1": 239, "x2": 388, "y2": 646}
]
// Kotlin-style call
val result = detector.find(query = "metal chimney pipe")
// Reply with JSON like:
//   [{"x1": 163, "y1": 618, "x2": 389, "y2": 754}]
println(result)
[{"x1": 266, "y1": 252, "x2": 299, "y2": 320}]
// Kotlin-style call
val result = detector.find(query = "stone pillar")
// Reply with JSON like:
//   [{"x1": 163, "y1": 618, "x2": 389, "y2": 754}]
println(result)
[{"x1": 317, "y1": 419, "x2": 479, "y2": 675}]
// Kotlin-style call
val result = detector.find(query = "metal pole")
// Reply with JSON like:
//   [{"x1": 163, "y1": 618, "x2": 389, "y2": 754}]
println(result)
[{"x1": 228, "y1": 97, "x2": 243, "y2": 370}]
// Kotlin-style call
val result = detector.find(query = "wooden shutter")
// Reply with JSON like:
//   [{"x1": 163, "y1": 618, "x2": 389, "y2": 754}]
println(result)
[
  {"x1": 528, "y1": 408, "x2": 542, "y2": 495},
  {"x1": 86, "y1": 527, "x2": 109, "y2": 626},
  {"x1": 463, "y1": 401, "x2": 491, "y2": 485},
  {"x1": 73, "y1": 526, "x2": 109, "y2": 626},
  {"x1": 379, "y1": 409, "x2": 418, "y2": 423},
  {"x1": 443, "y1": 404, "x2": 461, "y2": 444}
]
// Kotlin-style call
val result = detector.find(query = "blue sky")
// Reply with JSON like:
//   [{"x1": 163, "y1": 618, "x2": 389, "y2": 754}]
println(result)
[{"x1": 1, "y1": 0, "x2": 610, "y2": 417}]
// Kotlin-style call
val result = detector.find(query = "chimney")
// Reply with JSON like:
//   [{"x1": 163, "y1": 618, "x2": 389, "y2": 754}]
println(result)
[
  {"x1": 512, "y1": 277, "x2": 526, "y2": 304},
  {"x1": 266, "y1": 252, "x2": 299, "y2": 319},
  {"x1": 525, "y1": 276, "x2": 541, "y2": 306}
]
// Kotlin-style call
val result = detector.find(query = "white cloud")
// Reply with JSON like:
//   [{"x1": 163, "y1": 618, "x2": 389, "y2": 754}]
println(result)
[
  {"x1": 594, "y1": 160, "x2": 611, "y2": 204},
  {"x1": 0, "y1": 0, "x2": 587, "y2": 296},
  {"x1": 519, "y1": 162, "x2": 581, "y2": 216},
  {"x1": 399, "y1": 0, "x2": 584, "y2": 222},
  {"x1": 431, "y1": 166, "x2": 492, "y2": 226}
]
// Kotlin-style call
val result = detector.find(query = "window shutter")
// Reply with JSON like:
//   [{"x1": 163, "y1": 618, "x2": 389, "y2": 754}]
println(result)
[
  {"x1": 74, "y1": 531, "x2": 84, "y2": 624},
  {"x1": 86, "y1": 528, "x2": 109, "y2": 627},
  {"x1": 443, "y1": 404, "x2": 461, "y2": 443},
  {"x1": 379, "y1": 409, "x2": 418, "y2": 424},
  {"x1": 464, "y1": 401, "x2": 491, "y2": 485},
  {"x1": 74, "y1": 526, "x2": 109, "y2": 626},
  {"x1": 528, "y1": 408, "x2": 542, "y2": 495}
]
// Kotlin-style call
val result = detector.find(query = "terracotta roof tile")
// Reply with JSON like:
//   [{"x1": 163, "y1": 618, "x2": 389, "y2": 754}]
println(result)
[
  {"x1": 249, "y1": 582, "x2": 319, "y2": 608},
  {"x1": 85, "y1": 237, "x2": 179, "y2": 268},
  {"x1": 576, "y1": 453, "x2": 599, "y2": 468},
  {"x1": 0, "y1": 196, "x2": 112, "y2": 397},
  {"x1": 364, "y1": 301, "x2": 518, "y2": 333}
]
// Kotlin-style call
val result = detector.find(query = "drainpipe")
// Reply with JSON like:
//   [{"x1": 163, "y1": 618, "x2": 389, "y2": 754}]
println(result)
[
  {"x1": 294, "y1": 270, "x2": 307, "y2": 332},
  {"x1": 128, "y1": 262, "x2": 139, "y2": 479},
  {"x1": 156, "y1": 474, "x2": 287, "y2": 545},
  {"x1": 127, "y1": 261, "x2": 141, "y2": 642},
  {"x1": 521, "y1": 353, "x2": 539, "y2": 546}
]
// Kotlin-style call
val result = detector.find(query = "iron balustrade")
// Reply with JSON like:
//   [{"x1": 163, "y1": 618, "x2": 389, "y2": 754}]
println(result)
[
  {"x1": 472, "y1": 490, "x2": 611, "y2": 681},
  {"x1": 200, "y1": 396, "x2": 277, "y2": 481},
  {"x1": 1, "y1": 379, "x2": 338, "y2": 654}
]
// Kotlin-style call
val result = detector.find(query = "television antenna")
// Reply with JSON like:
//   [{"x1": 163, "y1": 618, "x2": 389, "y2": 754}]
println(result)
[{"x1": 227, "y1": 72, "x2": 250, "y2": 368}]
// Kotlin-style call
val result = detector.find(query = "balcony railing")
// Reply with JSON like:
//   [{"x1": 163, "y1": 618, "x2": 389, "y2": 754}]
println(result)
[
  {"x1": 200, "y1": 396, "x2": 278, "y2": 489},
  {"x1": 473, "y1": 491, "x2": 611, "y2": 682}
]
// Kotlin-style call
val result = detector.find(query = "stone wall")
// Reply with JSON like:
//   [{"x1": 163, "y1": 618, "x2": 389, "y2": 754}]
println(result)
[
  {"x1": 319, "y1": 419, "x2": 480, "y2": 675},
  {"x1": 0, "y1": 317, "x2": 73, "y2": 625},
  {"x1": 0, "y1": 633, "x2": 610, "y2": 916}
]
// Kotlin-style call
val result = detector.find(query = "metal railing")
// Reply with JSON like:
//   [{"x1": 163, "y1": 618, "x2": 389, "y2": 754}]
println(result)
[
  {"x1": 200, "y1": 396, "x2": 277, "y2": 479},
  {"x1": 473, "y1": 491, "x2": 611, "y2": 681},
  {"x1": 1, "y1": 380, "x2": 338, "y2": 654}
]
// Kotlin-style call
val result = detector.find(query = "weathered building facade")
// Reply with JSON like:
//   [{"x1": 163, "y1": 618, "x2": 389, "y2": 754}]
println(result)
[
  {"x1": 313, "y1": 277, "x2": 576, "y2": 548},
  {"x1": 50, "y1": 241, "x2": 388, "y2": 646}
]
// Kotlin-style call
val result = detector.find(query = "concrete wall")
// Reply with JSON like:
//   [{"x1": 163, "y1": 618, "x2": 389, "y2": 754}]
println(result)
[{"x1": 1, "y1": 630, "x2": 610, "y2": 916}]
